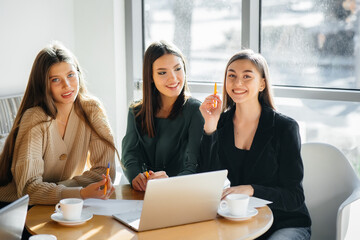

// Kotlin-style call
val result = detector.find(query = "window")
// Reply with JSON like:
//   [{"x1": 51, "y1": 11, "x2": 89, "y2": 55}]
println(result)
[
  {"x1": 143, "y1": 0, "x2": 242, "y2": 84},
  {"x1": 262, "y1": 0, "x2": 360, "y2": 90},
  {"x1": 261, "y1": 0, "x2": 360, "y2": 174},
  {"x1": 128, "y1": 0, "x2": 360, "y2": 175},
  {"x1": 275, "y1": 97, "x2": 360, "y2": 174}
]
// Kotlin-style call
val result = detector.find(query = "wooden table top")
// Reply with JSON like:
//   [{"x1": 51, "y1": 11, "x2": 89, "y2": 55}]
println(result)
[{"x1": 26, "y1": 185, "x2": 273, "y2": 240}]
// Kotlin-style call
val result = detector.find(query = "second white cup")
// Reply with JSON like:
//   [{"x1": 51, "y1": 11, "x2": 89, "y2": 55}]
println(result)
[
  {"x1": 55, "y1": 198, "x2": 83, "y2": 221},
  {"x1": 220, "y1": 193, "x2": 249, "y2": 216},
  {"x1": 29, "y1": 234, "x2": 57, "y2": 240}
]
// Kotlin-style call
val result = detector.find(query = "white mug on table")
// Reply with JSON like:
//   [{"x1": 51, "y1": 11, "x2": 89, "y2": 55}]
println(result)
[
  {"x1": 55, "y1": 198, "x2": 83, "y2": 221},
  {"x1": 29, "y1": 234, "x2": 57, "y2": 240},
  {"x1": 220, "y1": 193, "x2": 249, "y2": 216}
]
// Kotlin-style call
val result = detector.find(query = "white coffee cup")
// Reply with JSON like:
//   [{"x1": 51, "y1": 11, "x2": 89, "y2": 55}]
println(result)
[
  {"x1": 29, "y1": 234, "x2": 57, "y2": 240},
  {"x1": 55, "y1": 198, "x2": 83, "y2": 221},
  {"x1": 220, "y1": 193, "x2": 249, "y2": 216}
]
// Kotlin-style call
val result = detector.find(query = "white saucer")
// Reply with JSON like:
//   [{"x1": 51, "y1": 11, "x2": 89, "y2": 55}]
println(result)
[
  {"x1": 217, "y1": 207, "x2": 258, "y2": 221},
  {"x1": 51, "y1": 212, "x2": 93, "y2": 226}
]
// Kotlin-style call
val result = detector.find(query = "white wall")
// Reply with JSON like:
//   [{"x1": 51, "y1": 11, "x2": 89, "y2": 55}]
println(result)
[
  {"x1": 0, "y1": 0, "x2": 128, "y2": 145},
  {"x1": 0, "y1": 0, "x2": 75, "y2": 96},
  {"x1": 73, "y1": 0, "x2": 127, "y2": 145}
]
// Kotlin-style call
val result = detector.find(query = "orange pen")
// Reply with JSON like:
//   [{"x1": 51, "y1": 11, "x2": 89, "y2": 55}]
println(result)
[
  {"x1": 145, "y1": 171, "x2": 149, "y2": 179},
  {"x1": 213, "y1": 83, "x2": 218, "y2": 108},
  {"x1": 104, "y1": 162, "x2": 110, "y2": 195}
]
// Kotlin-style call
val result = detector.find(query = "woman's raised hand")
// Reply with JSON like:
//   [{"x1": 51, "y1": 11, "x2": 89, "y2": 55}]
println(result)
[
  {"x1": 221, "y1": 185, "x2": 254, "y2": 200},
  {"x1": 199, "y1": 94, "x2": 222, "y2": 135}
]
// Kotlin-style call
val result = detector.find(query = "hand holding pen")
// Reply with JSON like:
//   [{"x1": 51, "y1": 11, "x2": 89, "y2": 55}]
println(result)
[
  {"x1": 132, "y1": 169, "x2": 169, "y2": 192},
  {"x1": 79, "y1": 162, "x2": 115, "y2": 199},
  {"x1": 199, "y1": 83, "x2": 222, "y2": 135},
  {"x1": 132, "y1": 171, "x2": 150, "y2": 192},
  {"x1": 132, "y1": 163, "x2": 151, "y2": 192},
  {"x1": 101, "y1": 162, "x2": 115, "y2": 199}
]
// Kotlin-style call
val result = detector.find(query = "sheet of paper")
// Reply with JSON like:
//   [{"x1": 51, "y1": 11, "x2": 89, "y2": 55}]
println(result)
[
  {"x1": 249, "y1": 197, "x2": 272, "y2": 208},
  {"x1": 223, "y1": 178, "x2": 231, "y2": 189},
  {"x1": 83, "y1": 198, "x2": 143, "y2": 216}
]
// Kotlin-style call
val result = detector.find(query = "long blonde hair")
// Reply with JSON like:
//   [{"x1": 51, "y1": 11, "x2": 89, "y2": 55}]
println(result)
[
  {"x1": 0, "y1": 42, "x2": 118, "y2": 186},
  {"x1": 222, "y1": 49, "x2": 275, "y2": 112}
]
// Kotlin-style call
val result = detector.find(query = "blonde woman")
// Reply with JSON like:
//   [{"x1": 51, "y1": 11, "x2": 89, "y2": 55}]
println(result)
[{"x1": 0, "y1": 42, "x2": 116, "y2": 206}]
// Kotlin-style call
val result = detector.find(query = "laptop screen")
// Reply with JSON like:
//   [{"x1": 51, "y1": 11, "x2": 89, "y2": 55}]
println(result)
[
  {"x1": 114, "y1": 170, "x2": 228, "y2": 231},
  {"x1": 0, "y1": 195, "x2": 29, "y2": 240}
]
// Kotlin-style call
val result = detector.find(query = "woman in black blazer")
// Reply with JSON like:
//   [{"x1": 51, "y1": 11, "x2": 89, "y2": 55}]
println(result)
[{"x1": 199, "y1": 49, "x2": 311, "y2": 239}]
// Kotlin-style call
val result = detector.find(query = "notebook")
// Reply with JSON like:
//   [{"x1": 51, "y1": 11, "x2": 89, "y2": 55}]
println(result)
[
  {"x1": 0, "y1": 195, "x2": 29, "y2": 240},
  {"x1": 113, "y1": 170, "x2": 228, "y2": 231}
]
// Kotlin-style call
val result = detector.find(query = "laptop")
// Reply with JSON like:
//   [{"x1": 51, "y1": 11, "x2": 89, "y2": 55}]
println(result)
[
  {"x1": 113, "y1": 170, "x2": 228, "y2": 231},
  {"x1": 0, "y1": 195, "x2": 29, "y2": 240}
]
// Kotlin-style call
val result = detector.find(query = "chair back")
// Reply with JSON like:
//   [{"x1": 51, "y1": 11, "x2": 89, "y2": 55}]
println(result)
[
  {"x1": 0, "y1": 95, "x2": 22, "y2": 135},
  {"x1": 301, "y1": 142, "x2": 359, "y2": 240}
]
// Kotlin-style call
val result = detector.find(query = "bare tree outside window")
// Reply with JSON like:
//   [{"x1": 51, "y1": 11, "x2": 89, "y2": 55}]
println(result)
[{"x1": 173, "y1": 0, "x2": 194, "y2": 63}]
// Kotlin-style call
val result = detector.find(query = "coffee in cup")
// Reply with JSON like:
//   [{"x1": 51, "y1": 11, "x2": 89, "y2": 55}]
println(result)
[
  {"x1": 220, "y1": 193, "x2": 249, "y2": 216},
  {"x1": 55, "y1": 198, "x2": 83, "y2": 221}
]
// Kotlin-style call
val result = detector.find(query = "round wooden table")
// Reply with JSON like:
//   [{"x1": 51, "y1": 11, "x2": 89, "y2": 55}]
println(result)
[{"x1": 26, "y1": 185, "x2": 273, "y2": 240}]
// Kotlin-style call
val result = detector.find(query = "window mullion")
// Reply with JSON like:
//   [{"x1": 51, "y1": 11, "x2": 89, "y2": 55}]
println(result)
[
  {"x1": 125, "y1": 0, "x2": 143, "y2": 105},
  {"x1": 241, "y1": 0, "x2": 260, "y2": 52}
]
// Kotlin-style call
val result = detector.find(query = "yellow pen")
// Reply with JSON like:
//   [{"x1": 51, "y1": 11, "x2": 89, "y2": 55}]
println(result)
[
  {"x1": 213, "y1": 83, "x2": 218, "y2": 108},
  {"x1": 142, "y1": 163, "x2": 149, "y2": 179},
  {"x1": 104, "y1": 162, "x2": 110, "y2": 195}
]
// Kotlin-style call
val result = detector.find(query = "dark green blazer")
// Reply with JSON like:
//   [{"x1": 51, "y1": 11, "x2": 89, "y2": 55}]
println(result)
[{"x1": 121, "y1": 98, "x2": 204, "y2": 183}]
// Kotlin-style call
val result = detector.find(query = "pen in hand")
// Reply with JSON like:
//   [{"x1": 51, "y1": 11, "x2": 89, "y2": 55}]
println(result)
[
  {"x1": 143, "y1": 163, "x2": 150, "y2": 179},
  {"x1": 104, "y1": 162, "x2": 110, "y2": 195},
  {"x1": 213, "y1": 82, "x2": 218, "y2": 108}
]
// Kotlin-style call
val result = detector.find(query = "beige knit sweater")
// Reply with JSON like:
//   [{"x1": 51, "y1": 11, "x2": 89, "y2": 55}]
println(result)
[{"x1": 0, "y1": 98, "x2": 115, "y2": 205}]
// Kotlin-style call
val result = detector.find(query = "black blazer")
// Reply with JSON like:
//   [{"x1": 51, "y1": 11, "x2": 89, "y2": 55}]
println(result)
[{"x1": 199, "y1": 105, "x2": 311, "y2": 235}]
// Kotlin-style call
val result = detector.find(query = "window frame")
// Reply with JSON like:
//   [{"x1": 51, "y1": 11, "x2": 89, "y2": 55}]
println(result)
[{"x1": 126, "y1": 0, "x2": 360, "y2": 103}]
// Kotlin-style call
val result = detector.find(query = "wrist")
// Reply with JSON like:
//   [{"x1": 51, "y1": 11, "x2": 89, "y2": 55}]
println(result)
[
  {"x1": 80, "y1": 188, "x2": 85, "y2": 199},
  {"x1": 248, "y1": 185, "x2": 254, "y2": 196},
  {"x1": 203, "y1": 125, "x2": 216, "y2": 135}
]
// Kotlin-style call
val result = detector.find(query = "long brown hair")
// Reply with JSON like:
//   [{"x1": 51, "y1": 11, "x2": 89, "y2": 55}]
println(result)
[
  {"x1": 133, "y1": 40, "x2": 190, "y2": 138},
  {"x1": 0, "y1": 42, "x2": 118, "y2": 186},
  {"x1": 222, "y1": 49, "x2": 275, "y2": 112}
]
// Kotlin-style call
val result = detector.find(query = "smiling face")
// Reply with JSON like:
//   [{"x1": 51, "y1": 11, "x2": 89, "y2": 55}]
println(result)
[
  {"x1": 152, "y1": 53, "x2": 185, "y2": 105},
  {"x1": 49, "y1": 62, "x2": 79, "y2": 108},
  {"x1": 225, "y1": 59, "x2": 265, "y2": 106}
]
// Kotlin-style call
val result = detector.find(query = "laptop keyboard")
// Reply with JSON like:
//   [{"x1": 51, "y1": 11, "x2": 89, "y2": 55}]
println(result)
[{"x1": 119, "y1": 210, "x2": 142, "y2": 223}]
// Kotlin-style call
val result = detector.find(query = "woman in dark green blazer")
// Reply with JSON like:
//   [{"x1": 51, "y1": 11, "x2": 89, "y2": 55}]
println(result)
[
  {"x1": 121, "y1": 41, "x2": 204, "y2": 191},
  {"x1": 199, "y1": 50, "x2": 311, "y2": 239}
]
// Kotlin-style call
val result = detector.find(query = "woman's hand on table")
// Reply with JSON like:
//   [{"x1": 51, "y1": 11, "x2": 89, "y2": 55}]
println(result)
[
  {"x1": 147, "y1": 170, "x2": 168, "y2": 180},
  {"x1": 132, "y1": 172, "x2": 148, "y2": 191},
  {"x1": 221, "y1": 185, "x2": 254, "y2": 199},
  {"x1": 132, "y1": 170, "x2": 169, "y2": 192}
]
